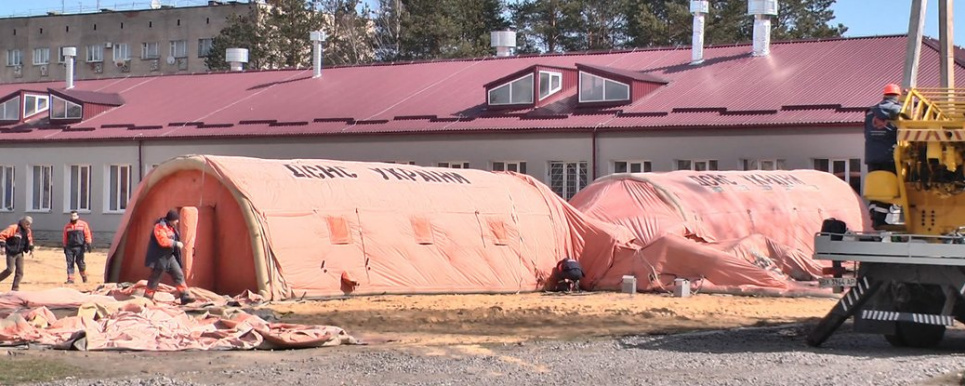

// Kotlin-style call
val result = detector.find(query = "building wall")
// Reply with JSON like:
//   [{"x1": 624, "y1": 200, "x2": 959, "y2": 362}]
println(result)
[{"x1": 0, "y1": 3, "x2": 251, "y2": 84}]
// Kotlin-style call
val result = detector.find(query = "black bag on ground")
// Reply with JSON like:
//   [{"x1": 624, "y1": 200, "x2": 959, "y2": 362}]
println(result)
[{"x1": 821, "y1": 218, "x2": 848, "y2": 241}]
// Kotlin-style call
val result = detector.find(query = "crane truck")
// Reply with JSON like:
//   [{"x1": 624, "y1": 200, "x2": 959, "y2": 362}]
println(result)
[{"x1": 805, "y1": 0, "x2": 965, "y2": 348}]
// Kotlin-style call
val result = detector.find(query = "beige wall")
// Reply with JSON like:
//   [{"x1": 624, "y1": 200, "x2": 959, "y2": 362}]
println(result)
[{"x1": 0, "y1": 3, "x2": 251, "y2": 84}]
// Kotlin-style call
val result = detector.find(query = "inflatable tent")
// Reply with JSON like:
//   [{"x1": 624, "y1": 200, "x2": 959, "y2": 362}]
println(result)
[
  {"x1": 570, "y1": 170, "x2": 871, "y2": 295},
  {"x1": 106, "y1": 155, "x2": 636, "y2": 299}
]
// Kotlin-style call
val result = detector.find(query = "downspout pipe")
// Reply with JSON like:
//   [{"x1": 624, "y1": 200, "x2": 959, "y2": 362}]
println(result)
[{"x1": 592, "y1": 126, "x2": 599, "y2": 180}]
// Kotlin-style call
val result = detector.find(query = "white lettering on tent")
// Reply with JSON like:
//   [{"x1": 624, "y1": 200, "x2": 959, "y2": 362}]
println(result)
[{"x1": 370, "y1": 167, "x2": 471, "y2": 184}]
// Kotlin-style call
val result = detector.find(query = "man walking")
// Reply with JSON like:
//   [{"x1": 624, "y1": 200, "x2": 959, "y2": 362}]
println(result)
[
  {"x1": 63, "y1": 210, "x2": 93, "y2": 284},
  {"x1": 0, "y1": 217, "x2": 34, "y2": 291},
  {"x1": 144, "y1": 209, "x2": 195, "y2": 305}
]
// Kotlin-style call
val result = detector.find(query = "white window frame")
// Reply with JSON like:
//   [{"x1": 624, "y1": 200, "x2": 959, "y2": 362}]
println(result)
[
  {"x1": 538, "y1": 71, "x2": 563, "y2": 100},
  {"x1": 613, "y1": 160, "x2": 652, "y2": 174},
  {"x1": 141, "y1": 42, "x2": 159, "y2": 59},
  {"x1": 170, "y1": 40, "x2": 188, "y2": 58},
  {"x1": 33, "y1": 48, "x2": 50, "y2": 65},
  {"x1": 492, "y1": 161, "x2": 527, "y2": 174},
  {"x1": 105, "y1": 164, "x2": 132, "y2": 214},
  {"x1": 0, "y1": 96, "x2": 20, "y2": 121},
  {"x1": 437, "y1": 161, "x2": 470, "y2": 169},
  {"x1": 6, "y1": 49, "x2": 22, "y2": 66},
  {"x1": 23, "y1": 94, "x2": 49, "y2": 118},
  {"x1": 65, "y1": 164, "x2": 92, "y2": 213},
  {"x1": 0, "y1": 165, "x2": 14, "y2": 212},
  {"x1": 27, "y1": 165, "x2": 53, "y2": 212},
  {"x1": 50, "y1": 95, "x2": 83, "y2": 120},
  {"x1": 488, "y1": 74, "x2": 535, "y2": 105},
  {"x1": 814, "y1": 158, "x2": 862, "y2": 193},
  {"x1": 676, "y1": 159, "x2": 719, "y2": 171},
  {"x1": 57, "y1": 46, "x2": 69, "y2": 63},
  {"x1": 198, "y1": 38, "x2": 213, "y2": 58},
  {"x1": 578, "y1": 71, "x2": 630, "y2": 103},
  {"x1": 549, "y1": 161, "x2": 588, "y2": 200},
  {"x1": 113, "y1": 43, "x2": 130, "y2": 61},
  {"x1": 742, "y1": 158, "x2": 786, "y2": 171},
  {"x1": 86, "y1": 44, "x2": 103, "y2": 62}
]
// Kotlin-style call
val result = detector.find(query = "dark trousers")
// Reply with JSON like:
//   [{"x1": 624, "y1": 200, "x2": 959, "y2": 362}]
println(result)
[
  {"x1": 146, "y1": 255, "x2": 186, "y2": 291},
  {"x1": 0, "y1": 253, "x2": 24, "y2": 291},
  {"x1": 65, "y1": 246, "x2": 86, "y2": 275}
]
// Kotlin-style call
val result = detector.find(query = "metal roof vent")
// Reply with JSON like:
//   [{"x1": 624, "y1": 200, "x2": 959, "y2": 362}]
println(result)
[
  {"x1": 690, "y1": 1, "x2": 709, "y2": 65},
  {"x1": 225, "y1": 48, "x2": 249, "y2": 72},
  {"x1": 63, "y1": 46, "x2": 77, "y2": 89},
  {"x1": 748, "y1": 0, "x2": 778, "y2": 57},
  {"x1": 491, "y1": 30, "x2": 517, "y2": 57},
  {"x1": 310, "y1": 30, "x2": 326, "y2": 79}
]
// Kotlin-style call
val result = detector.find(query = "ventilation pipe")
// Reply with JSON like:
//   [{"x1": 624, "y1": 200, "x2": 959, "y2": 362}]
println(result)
[
  {"x1": 491, "y1": 30, "x2": 517, "y2": 57},
  {"x1": 225, "y1": 48, "x2": 249, "y2": 72},
  {"x1": 748, "y1": 0, "x2": 778, "y2": 57},
  {"x1": 690, "y1": 0, "x2": 709, "y2": 64},
  {"x1": 310, "y1": 30, "x2": 326, "y2": 79},
  {"x1": 63, "y1": 46, "x2": 76, "y2": 89}
]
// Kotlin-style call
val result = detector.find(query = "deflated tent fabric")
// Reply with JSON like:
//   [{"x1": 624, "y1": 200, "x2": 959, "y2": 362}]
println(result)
[
  {"x1": 570, "y1": 170, "x2": 871, "y2": 295},
  {"x1": 106, "y1": 155, "x2": 637, "y2": 299}
]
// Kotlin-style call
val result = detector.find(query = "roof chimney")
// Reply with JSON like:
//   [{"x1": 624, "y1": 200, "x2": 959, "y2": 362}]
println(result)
[
  {"x1": 748, "y1": 0, "x2": 778, "y2": 57},
  {"x1": 63, "y1": 46, "x2": 77, "y2": 89},
  {"x1": 491, "y1": 30, "x2": 517, "y2": 57},
  {"x1": 310, "y1": 30, "x2": 326, "y2": 79},
  {"x1": 690, "y1": 1, "x2": 709, "y2": 65},
  {"x1": 225, "y1": 48, "x2": 249, "y2": 72}
]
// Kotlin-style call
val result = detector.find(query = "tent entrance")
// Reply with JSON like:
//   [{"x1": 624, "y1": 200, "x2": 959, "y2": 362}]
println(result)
[{"x1": 179, "y1": 205, "x2": 219, "y2": 291}]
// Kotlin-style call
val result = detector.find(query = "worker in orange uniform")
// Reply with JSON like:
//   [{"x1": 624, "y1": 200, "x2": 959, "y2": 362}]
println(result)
[
  {"x1": 864, "y1": 83, "x2": 903, "y2": 229},
  {"x1": 62, "y1": 210, "x2": 93, "y2": 284},
  {"x1": 0, "y1": 216, "x2": 34, "y2": 291},
  {"x1": 143, "y1": 209, "x2": 195, "y2": 305}
]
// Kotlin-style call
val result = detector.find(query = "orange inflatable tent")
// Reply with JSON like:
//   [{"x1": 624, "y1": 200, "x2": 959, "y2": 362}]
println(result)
[
  {"x1": 569, "y1": 170, "x2": 871, "y2": 295},
  {"x1": 106, "y1": 155, "x2": 636, "y2": 299}
]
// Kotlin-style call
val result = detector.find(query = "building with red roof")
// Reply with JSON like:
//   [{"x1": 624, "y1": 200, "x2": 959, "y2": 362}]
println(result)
[{"x1": 0, "y1": 34, "x2": 961, "y2": 239}]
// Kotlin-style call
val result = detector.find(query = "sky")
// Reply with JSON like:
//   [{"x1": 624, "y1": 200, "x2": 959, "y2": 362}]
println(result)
[{"x1": 2, "y1": 0, "x2": 965, "y2": 44}]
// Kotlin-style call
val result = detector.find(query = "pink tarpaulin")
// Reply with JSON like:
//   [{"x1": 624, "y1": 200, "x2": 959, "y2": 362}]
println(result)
[
  {"x1": 571, "y1": 170, "x2": 871, "y2": 296},
  {"x1": 0, "y1": 287, "x2": 355, "y2": 351}
]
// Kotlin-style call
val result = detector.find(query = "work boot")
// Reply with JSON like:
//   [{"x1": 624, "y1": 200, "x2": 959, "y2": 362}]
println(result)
[
  {"x1": 179, "y1": 293, "x2": 196, "y2": 305},
  {"x1": 65, "y1": 275, "x2": 74, "y2": 285},
  {"x1": 80, "y1": 273, "x2": 88, "y2": 283}
]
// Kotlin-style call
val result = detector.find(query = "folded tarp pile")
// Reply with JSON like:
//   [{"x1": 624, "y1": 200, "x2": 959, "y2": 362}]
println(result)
[{"x1": 0, "y1": 286, "x2": 356, "y2": 351}]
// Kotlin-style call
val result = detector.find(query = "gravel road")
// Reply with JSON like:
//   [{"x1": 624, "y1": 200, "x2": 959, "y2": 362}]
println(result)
[{"x1": 31, "y1": 324, "x2": 965, "y2": 386}]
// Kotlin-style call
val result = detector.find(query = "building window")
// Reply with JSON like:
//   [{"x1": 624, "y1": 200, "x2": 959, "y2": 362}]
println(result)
[
  {"x1": 141, "y1": 42, "x2": 159, "y2": 59},
  {"x1": 86, "y1": 44, "x2": 103, "y2": 62},
  {"x1": 29, "y1": 165, "x2": 52, "y2": 212},
  {"x1": 579, "y1": 72, "x2": 630, "y2": 103},
  {"x1": 539, "y1": 71, "x2": 562, "y2": 100},
  {"x1": 23, "y1": 94, "x2": 49, "y2": 117},
  {"x1": 198, "y1": 38, "x2": 213, "y2": 58},
  {"x1": 676, "y1": 159, "x2": 719, "y2": 171},
  {"x1": 107, "y1": 165, "x2": 132, "y2": 213},
  {"x1": 614, "y1": 160, "x2": 651, "y2": 173},
  {"x1": 6, "y1": 49, "x2": 22, "y2": 66},
  {"x1": 814, "y1": 158, "x2": 862, "y2": 193},
  {"x1": 492, "y1": 161, "x2": 527, "y2": 173},
  {"x1": 33, "y1": 48, "x2": 50, "y2": 65},
  {"x1": 742, "y1": 159, "x2": 786, "y2": 171},
  {"x1": 549, "y1": 161, "x2": 588, "y2": 199},
  {"x1": 0, "y1": 166, "x2": 14, "y2": 211},
  {"x1": 113, "y1": 43, "x2": 130, "y2": 61},
  {"x1": 0, "y1": 96, "x2": 20, "y2": 121},
  {"x1": 57, "y1": 47, "x2": 70, "y2": 63},
  {"x1": 382, "y1": 161, "x2": 416, "y2": 165},
  {"x1": 50, "y1": 96, "x2": 83, "y2": 120},
  {"x1": 437, "y1": 161, "x2": 469, "y2": 169},
  {"x1": 488, "y1": 74, "x2": 534, "y2": 105},
  {"x1": 170, "y1": 40, "x2": 187, "y2": 58},
  {"x1": 66, "y1": 165, "x2": 91, "y2": 212}
]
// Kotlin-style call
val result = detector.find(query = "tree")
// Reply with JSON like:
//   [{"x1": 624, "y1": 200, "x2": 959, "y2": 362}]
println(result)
[
  {"x1": 509, "y1": 0, "x2": 583, "y2": 53},
  {"x1": 374, "y1": 0, "x2": 508, "y2": 61},
  {"x1": 205, "y1": 11, "x2": 268, "y2": 70}
]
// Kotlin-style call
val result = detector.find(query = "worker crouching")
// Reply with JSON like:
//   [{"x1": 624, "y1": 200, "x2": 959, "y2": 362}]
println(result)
[{"x1": 144, "y1": 209, "x2": 195, "y2": 305}]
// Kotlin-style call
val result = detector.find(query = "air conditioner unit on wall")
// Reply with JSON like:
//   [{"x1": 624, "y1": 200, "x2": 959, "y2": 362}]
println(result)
[
  {"x1": 166, "y1": 56, "x2": 176, "y2": 65},
  {"x1": 105, "y1": 42, "x2": 113, "y2": 49},
  {"x1": 39, "y1": 65, "x2": 48, "y2": 77}
]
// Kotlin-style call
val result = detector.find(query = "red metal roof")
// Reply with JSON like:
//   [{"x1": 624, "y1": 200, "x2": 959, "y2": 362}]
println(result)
[{"x1": 0, "y1": 35, "x2": 960, "y2": 142}]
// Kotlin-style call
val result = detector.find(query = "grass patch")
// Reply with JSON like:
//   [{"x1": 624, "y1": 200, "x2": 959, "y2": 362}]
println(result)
[{"x1": 0, "y1": 357, "x2": 90, "y2": 385}]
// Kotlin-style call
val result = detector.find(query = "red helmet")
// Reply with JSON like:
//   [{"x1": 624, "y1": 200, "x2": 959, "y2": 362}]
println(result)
[{"x1": 883, "y1": 83, "x2": 902, "y2": 95}]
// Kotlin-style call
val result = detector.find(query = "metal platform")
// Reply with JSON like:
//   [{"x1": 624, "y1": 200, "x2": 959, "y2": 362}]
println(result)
[{"x1": 814, "y1": 234, "x2": 965, "y2": 266}]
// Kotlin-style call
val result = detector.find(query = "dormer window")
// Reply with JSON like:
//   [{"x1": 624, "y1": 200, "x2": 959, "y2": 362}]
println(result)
[
  {"x1": 0, "y1": 96, "x2": 20, "y2": 121},
  {"x1": 579, "y1": 71, "x2": 630, "y2": 103},
  {"x1": 50, "y1": 95, "x2": 82, "y2": 120},
  {"x1": 488, "y1": 74, "x2": 534, "y2": 105},
  {"x1": 23, "y1": 94, "x2": 48, "y2": 118},
  {"x1": 539, "y1": 71, "x2": 562, "y2": 100}
]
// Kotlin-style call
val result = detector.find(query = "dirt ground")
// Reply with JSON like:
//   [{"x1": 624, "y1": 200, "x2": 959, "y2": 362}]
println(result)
[{"x1": 0, "y1": 246, "x2": 845, "y2": 384}]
